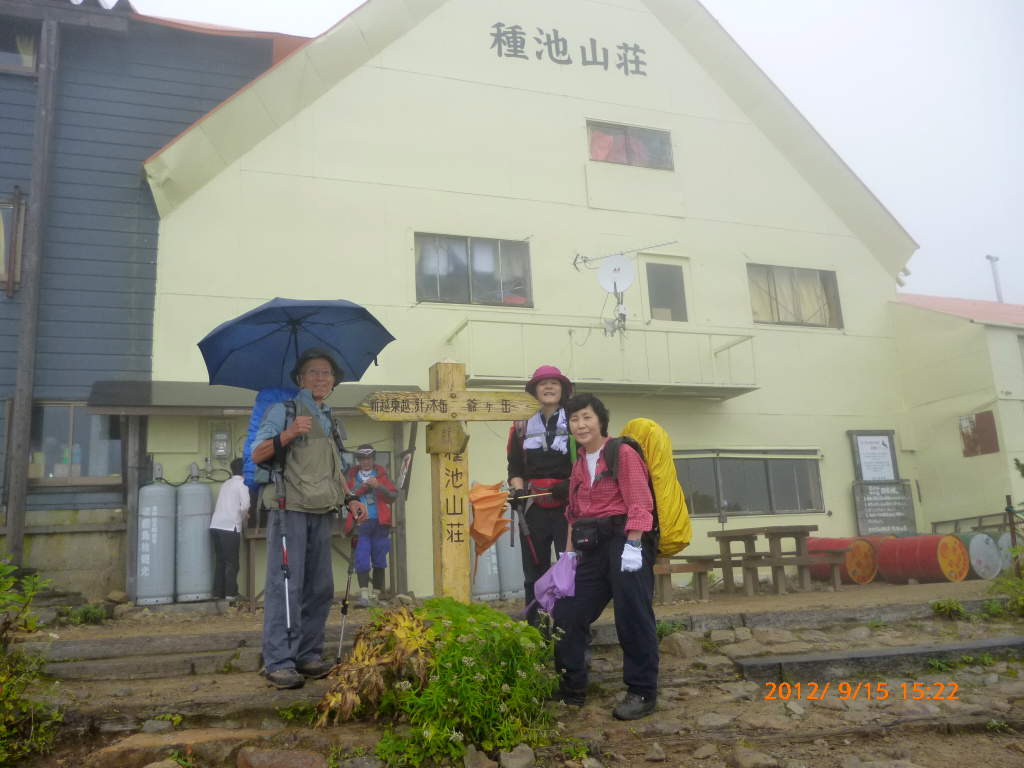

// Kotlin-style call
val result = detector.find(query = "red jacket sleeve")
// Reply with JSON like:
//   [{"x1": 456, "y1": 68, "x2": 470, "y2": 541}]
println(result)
[{"x1": 617, "y1": 444, "x2": 654, "y2": 532}]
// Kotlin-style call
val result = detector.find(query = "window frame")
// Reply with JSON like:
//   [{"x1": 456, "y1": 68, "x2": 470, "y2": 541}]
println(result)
[
  {"x1": 27, "y1": 402, "x2": 124, "y2": 488},
  {"x1": 640, "y1": 255, "x2": 690, "y2": 324},
  {"x1": 674, "y1": 449, "x2": 825, "y2": 521},
  {"x1": 587, "y1": 120, "x2": 674, "y2": 171},
  {"x1": 413, "y1": 232, "x2": 534, "y2": 309},
  {"x1": 0, "y1": 190, "x2": 26, "y2": 292},
  {"x1": 746, "y1": 263, "x2": 844, "y2": 329},
  {"x1": 0, "y1": 21, "x2": 39, "y2": 76}
]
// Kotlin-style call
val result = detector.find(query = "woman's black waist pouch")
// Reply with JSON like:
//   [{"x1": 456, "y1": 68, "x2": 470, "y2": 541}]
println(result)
[{"x1": 571, "y1": 514, "x2": 627, "y2": 552}]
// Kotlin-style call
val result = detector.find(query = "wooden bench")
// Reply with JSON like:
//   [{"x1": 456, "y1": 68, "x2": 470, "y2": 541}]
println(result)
[
  {"x1": 653, "y1": 558, "x2": 714, "y2": 604},
  {"x1": 739, "y1": 548, "x2": 849, "y2": 596},
  {"x1": 680, "y1": 554, "x2": 761, "y2": 597}
]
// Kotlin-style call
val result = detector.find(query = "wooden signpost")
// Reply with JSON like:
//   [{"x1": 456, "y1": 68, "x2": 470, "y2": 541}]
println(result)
[{"x1": 359, "y1": 360, "x2": 535, "y2": 602}]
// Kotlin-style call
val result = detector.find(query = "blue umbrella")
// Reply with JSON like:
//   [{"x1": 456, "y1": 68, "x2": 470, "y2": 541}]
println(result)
[{"x1": 198, "y1": 297, "x2": 395, "y2": 391}]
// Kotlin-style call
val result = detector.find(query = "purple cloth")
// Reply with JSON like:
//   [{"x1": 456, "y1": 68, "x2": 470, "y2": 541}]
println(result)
[{"x1": 525, "y1": 552, "x2": 577, "y2": 615}]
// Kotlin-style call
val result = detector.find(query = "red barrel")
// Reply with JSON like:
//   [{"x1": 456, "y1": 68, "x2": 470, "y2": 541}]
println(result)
[
  {"x1": 876, "y1": 535, "x2": 970, "y2": 584},
  {"x1": 808, "y1": 537, "x2": 879, "y2": 584}
]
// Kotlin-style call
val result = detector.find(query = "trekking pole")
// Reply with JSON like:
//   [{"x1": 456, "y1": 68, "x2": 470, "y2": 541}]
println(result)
[
  {"x1": 513, "y1": 502, "x2": 540, "y2": 565},
  {"x1": 336, "y1": 532, "x2": 359, "y2": 664},
  {"x1": 274, "y1": 471, "x2": 294, "y2": 641}
]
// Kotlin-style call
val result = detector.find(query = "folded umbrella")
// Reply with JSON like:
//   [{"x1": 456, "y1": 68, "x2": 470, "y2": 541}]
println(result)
[
  {"x1": 198, "y1": 297, "x2": 395, "y2": 391},
  {"x1": 468, "y1": 482, "x2": 512, "y2": 582}
]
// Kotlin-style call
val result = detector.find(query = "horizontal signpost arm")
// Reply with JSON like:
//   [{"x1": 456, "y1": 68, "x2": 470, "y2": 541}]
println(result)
[{"x1": 359, "y1": 391, "x2": 537, "y2": 422}]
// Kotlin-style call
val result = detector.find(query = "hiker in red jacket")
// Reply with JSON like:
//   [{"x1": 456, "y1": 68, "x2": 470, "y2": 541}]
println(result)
[{"x1": 345, "y1": 445, "x2": 399, "y2": 607}]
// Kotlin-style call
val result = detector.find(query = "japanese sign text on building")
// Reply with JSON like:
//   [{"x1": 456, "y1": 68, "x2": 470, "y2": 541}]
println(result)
[{"x1": 491, "y1": 23, "x2": 648, "y2": 76}]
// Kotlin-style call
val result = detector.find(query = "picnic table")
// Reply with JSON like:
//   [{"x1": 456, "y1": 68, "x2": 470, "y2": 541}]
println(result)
[{"x1": 708, "y1": 524, "x2": 819, "y2": 596}]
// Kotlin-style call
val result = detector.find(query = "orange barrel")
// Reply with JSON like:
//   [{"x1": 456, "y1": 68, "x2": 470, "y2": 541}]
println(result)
[
  {"x1": 955, "y1": 532, "x2": 1003, "y2": 580},
  {"x1": 876, "y1": 534, "x2": 971, "y2": 584},
  {"x1": 807, "y1": 537, "x2": 879, "y2": 584}
]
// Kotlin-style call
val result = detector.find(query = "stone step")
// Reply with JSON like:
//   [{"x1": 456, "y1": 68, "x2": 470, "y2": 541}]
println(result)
[
  {"x1": 47, "y1": 647, "x2": 265, "y2": 681},
  {"x1": 735, "y1": 633, "x2": 1024, "y2": 683}
]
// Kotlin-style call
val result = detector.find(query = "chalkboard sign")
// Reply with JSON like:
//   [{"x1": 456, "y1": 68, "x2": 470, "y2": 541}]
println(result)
[{"x1": 853, "y1": 481, "x2": 917, "y2": 536}]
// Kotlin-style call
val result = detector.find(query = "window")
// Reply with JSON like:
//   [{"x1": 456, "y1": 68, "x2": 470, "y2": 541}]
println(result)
[
  {"x1": 747, "y1": 264, "x2": 843, "y2": 328},
  {"x1": 415, "y1": 233, "x2": 532, "y2": 307},
  {"x1": 588, "y1": 121, "x2": 673, "y2": 170},
  {"x1": 646, "y1": 262, "x2": 687, "y2": 321},
  {"x1": 0, "y1": 23, "x2": 37, "y2": 74},
  {"x1": 1, "y1": 191, "x2": 25, "y2": 291},
  {"x1": 28, "y1": 404, "x2": 122, "y2": 485},
  {"x1": 675, "y1": 451, "x2": 823, "y2": 517}
]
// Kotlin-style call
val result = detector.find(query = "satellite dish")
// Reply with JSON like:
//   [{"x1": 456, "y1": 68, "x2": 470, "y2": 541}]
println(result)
[{"x1": 597, "y1": 255, "x2": 636, "y2": 294}]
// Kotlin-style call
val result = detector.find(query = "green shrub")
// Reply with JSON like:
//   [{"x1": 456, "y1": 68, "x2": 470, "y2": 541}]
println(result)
[
  {"x1": 0, "y1": 561, "x2": 62, "y2": 763},
  {"x1": 655, "y1": 620, "x2": 687, "y2": 641},
  {"x1": 320, "y1": 598, "x2": 557, "y2": 766},
  {"x1": 277, "y1": 700, "x2": 317, "y2": 726},
  {"x1": 64, "y1": 605, "x2": 106, "y2": 626},
  {"x1": 931, "y1": 599, "x2": 967, "y2": 621}
]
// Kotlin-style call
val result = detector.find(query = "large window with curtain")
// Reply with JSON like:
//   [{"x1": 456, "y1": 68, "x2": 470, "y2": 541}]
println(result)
[
  {"x1": 0, "y1": 23, "x2": 38, "y2": 74},
  {"x1": 746, "y1": 264, "x2": 843, "y2": 328},
  {"x1": 415, "y1": 233, "x2": 533, "y2": 307},
  {"x1": 28, "y1": 404, "x2": 123, "y2": 486},
  {"x1": 588, "y1": 121, "x2": 673, "y2": 170}
]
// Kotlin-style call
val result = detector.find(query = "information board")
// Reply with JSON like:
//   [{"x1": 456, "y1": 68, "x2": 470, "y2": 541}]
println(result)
[
  {"x1": 853, "y1": 481, "x2": 917, "y2": 536},
  {"x1": 856, "y1": 435, "x2": 896, "y2": 481}
]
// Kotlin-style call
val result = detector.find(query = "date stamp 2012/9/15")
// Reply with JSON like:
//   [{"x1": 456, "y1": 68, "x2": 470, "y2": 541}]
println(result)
[{"x1": 764, "y1": 681, "x2": 958, "y2": 701}]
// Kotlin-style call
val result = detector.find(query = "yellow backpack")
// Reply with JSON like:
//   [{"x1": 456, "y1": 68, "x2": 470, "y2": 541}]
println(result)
[{"x1": 619, "y1": 418, "x2": 692, "y2": 557}]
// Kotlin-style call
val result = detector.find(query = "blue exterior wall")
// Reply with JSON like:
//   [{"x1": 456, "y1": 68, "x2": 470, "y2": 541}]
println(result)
[{"x1": 0, "y1": 18, "x2": 274, "y2": 507}]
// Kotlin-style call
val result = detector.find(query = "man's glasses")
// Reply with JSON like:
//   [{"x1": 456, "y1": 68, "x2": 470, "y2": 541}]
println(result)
[{"x1": 303, "y1": 369, "x2": 334, "y2": 379}]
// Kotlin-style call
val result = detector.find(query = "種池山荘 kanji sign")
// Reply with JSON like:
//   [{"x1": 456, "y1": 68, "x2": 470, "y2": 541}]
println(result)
[{"x1": 490, "y1": 23, "x2": 648, "y2": 76}]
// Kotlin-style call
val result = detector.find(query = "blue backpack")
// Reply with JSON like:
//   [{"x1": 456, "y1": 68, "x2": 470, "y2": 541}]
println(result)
[{"x1": 243, "y1": 387, "x2": 299, "y2": 488}]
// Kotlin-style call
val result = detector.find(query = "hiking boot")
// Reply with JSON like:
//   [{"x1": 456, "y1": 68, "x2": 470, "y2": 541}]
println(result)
[
  {"x1": 549, "y1": 686, "x2": 587, "y2": 706},
  {"x1": 613, "y1": 692, "x2": 656, "y2": 721},
  {"x1": 265, "y1": 668, "x2": 305, "y2": 690},
  {"x1": 355, "y1": 595, "x2": 372, "y2": 608},
  {"x1": 584, "y1": 647, "x2": 593, "y2": 669},
  {"x1": 297, "y1": 658, "x2": 334, "y2": 679}
]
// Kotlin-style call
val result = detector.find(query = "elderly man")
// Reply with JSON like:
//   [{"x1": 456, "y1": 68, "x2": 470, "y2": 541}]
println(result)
[{"x1": 252, "y1": 347, "x2": 366, "y2": 690}]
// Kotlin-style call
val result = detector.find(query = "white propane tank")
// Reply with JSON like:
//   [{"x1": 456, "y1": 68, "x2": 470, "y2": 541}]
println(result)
[
  {"x1": 175, "y1": 480, "x2": 214, "y2": 602},
  {"x1": 495, "y1": 522, "x2": 526, "y2": 600},
  {"x1": 137, "y1": 482, "x2": 176, "y2": 605},
  {"x1": 470, "y1": 537, "x2": 501, "y2": 601}
]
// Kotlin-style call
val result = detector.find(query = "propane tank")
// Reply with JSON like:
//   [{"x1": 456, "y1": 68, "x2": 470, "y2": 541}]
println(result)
[
  {"x1": 175, "y1": 479, "x2": 214, "y2": 602},
  {"x1": 495, "y1": 523, "x2": 526, "y2": 600},
  {"x1": 470, "y1": 537, "x2": 501, "y2": 602},
  {"x1": 136, "y1": 482, "x2": 176, "y2": 605}
]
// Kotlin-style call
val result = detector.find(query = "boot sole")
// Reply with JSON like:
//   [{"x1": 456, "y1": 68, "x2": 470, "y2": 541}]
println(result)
[
  {"x1": 613, "y1": 704, "x2": 656, "y2": 721},
  {"x1": 265, "y1": 676, "x2": 305, "y2": 690}
]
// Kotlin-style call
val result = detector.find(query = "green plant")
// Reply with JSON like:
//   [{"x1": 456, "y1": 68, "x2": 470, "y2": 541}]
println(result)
[
  {"x1": 561, "y1": 737, "x2": 589, "y2": 761},
  {"x1": 982, "y1": 600, "x2": 1008, "y2": 619},
  {"x1": 701, "y1": 640, "x2": 720, "y2": 654},
  {"x1": 931, "y1": 599, "x2": 968, "y2": 621},
  {"x1": 656, "y1": 620, "x2": 688, "y2": 641},
  {"x1": 928, "y1": 658, "x2": 951, "y2": 672},
  {"x1": 989, "y1": 574, "x2": 1024, "y2": 617},
  {"x1": 64, "y1": 605, "x2": 106, "y2": 626},
  {"x1": 0, "y1": 561, "x2": 62, "y2": 764},
  {"x1": 980, "y1": 653, "x2": 996, "y2": 667},
  {"x1": 987, "y1": 719, "x2": 1013, "y2": 733},
  {"x1": 155, "y1": 713, "x2": 182, "y2": 728},
  {"x1": 354, "y1": 746, "x2": 366, "y2": 757},
  {"x1": 328, "y1": 745, "x2": 345, "y2": 768},
  {"x1": 277, "y1": 700, "x2": 317, "y2": 726},
  {"x1": 961, "y1": 655, "x2": 975, "y2": 665},
  {"x1": 867, "y1": 620, "x2": 885, "y2": 628},
  {"x1": 320, "y1": 599, "x2": 557, "y2": 767},
  {"x1": 168, "y1": 746, "x2": 197, "y2": 766}
]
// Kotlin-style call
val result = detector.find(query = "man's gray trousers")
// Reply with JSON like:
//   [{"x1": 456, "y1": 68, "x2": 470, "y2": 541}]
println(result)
[{"x1": 262, "y1": 509, "x2": 335, "y2": 673}]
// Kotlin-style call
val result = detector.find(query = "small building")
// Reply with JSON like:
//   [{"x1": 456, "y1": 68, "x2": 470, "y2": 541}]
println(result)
[
  {"x1": 892, "y1": 294, "x2": 1024, "y2": 529},
  {"x1": 0, "y1": 0, "x2": 304, "y2": 596}
]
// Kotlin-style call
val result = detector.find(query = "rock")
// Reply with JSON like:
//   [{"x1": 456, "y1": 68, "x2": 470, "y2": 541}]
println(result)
[
  {"x1": 727, "y1": 747, "x2": 778, "y2": 768},
  {"x1": 767, "y1": 642, "x2": 813, "y2": 654},
  {"x1": 955, "y1": 621, "x2": 975, "y2": 638},
  {"x1": 393, "y1": 593, "x2": 414, "y2": 606},
  {"x1": 106, "y1": 590, "x2": 129, "y2": 604},
  {"x1": 260, "y1": 718, "x2": 280, "y2": 731},
  {"x1": 582, "y1": 760, "x2": 606, "y2": 768},
  {"x1": 843, "y1": 626, "x2": 871, "y2": 641},
  {"x1": 719, "y1": 682, "x2": 760, "y2": 701},
  {"x1": 751, "y1": 628, "x2": 797, "y2": 644},
  {"x1": 659, "y1": 633, "x2": 703, "y2": 658},
  {"x1": 842, "y1": 711, "x2": 882, "y2": 724},
  {"x1": 466, "y1": 745, "x2": 498, "y2": 768},
  {"x1": 839, "y1": 759, "x2": 861, "y2": 768},
  {"x1": 698, "y1": 713, "x2": 735, "y2": 729},
  {"x1": 700, "y1": 655, "x2": 735, "y2": 669},
  {"x1": 645, "y1": 743, "x2": 666, "y2": 762},
  {"x1": 85, "y1": 729, "x2": 266, "y2": 768},
  {"x1": 140, "y1": 719, "x2": 173, "y2": 734},
  {"x1": 694, "y1": 744, "x2": 718, "y2": 760},
  {"x1": 660, "y1": 689, "x2": 680, "y2": 702},
  {"x1": 814, "y1": 696, "x2": 848, "y2": 712},
  {"x1": 639, "y1": 719, "x2": 683, "y2": 736},
  {"x1": 785, "y1": 701, "x2": 806, "y2": 716},
  {"x1": 990, "y1": 662, "x2": 1008, "y2": 674},
  {"x1": 141, "y1": 762, "x2": 179, "y2": 768},
  {"x1": 110, "y1": 687, "x2": 134, "y2": 698},
  {"x1": 339, "y1": 758, "x2": 384, "y2": 768},
  {"x1": 721, "y1": 640, "x2": 764, "y2": 659},
  {"x1": 781, "y1": 762, "x2": 807, "y2": 768},
  {"x1": 739, "y1": 713, "x2": 794, "y2": 730},
  {"x1": 600, "y1": 753, "x2": 626, "y2": 767},
  {"x1": 710, "y1": 630, "x2": 736, "y2": 645},
  {"x1": 899, "y1": 700, "x2": 941, "y2": 716},
  {"x1": 799, "y1": 630, "x2": 828, "y2": 642},
  {"x1": 237, "y1": 748, "x2": 329, "y2": 768},
  {"x1": 576, "y1": 729, "x2": 604, "y2": 743},
  {"x1": 984, "y1": 673, "x2": 1000, "y2": 686},
  {"x1": 499, "y1": 743, "x2": 535, "y2": 768},
  {"x1": 733, "y1": 627, "x2": 752, "y2": 642}
]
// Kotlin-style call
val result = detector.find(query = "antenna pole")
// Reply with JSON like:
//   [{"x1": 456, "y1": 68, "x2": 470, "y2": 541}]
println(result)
[{"x1": 986, "y1": 255, "x2": 1003, "y2": 303}]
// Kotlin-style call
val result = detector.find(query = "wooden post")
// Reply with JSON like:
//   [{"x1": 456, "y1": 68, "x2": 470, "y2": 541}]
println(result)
[
  {"x1": 390, "y1": 421, "x2": 408, "y2": 595},
  {"x1": 428, "y1": 362, "x2": 471, "y2": 602},
  {"x1": 123, "y1": 416, "x2": 141, "y2": 600},
  {"x1": 6, "y1": 19, "x2": 60, "y2": 567}
]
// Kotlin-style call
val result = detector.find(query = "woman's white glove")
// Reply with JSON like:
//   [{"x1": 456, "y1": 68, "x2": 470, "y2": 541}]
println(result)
[
  {"x1": 563, "y1": 551, "x2": 578, "y2": 561},
  {"x1": 621, "y1": 541, "x2": 643, "y2": 572}
]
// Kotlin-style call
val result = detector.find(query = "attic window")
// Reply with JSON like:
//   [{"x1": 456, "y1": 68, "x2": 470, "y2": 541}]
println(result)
[
  {"x1": 0, "y1": 22, "x2": 38, "y2": 74},
  {"x1": 588, "y1": 121, "x2": 673, "y2": 170},
  {"x1": 747, "y1": 264, "x2": 843, "y2": 329}
]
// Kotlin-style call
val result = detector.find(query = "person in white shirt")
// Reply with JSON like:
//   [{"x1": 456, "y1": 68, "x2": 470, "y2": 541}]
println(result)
[{"x1": 210, "y1": 458, "x2": 250, "y2": 601}]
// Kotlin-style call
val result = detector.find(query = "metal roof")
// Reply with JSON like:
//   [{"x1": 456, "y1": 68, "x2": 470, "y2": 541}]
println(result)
[{"x1": 897, "y1": 293, "x2": 1024, "y2": 327}]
